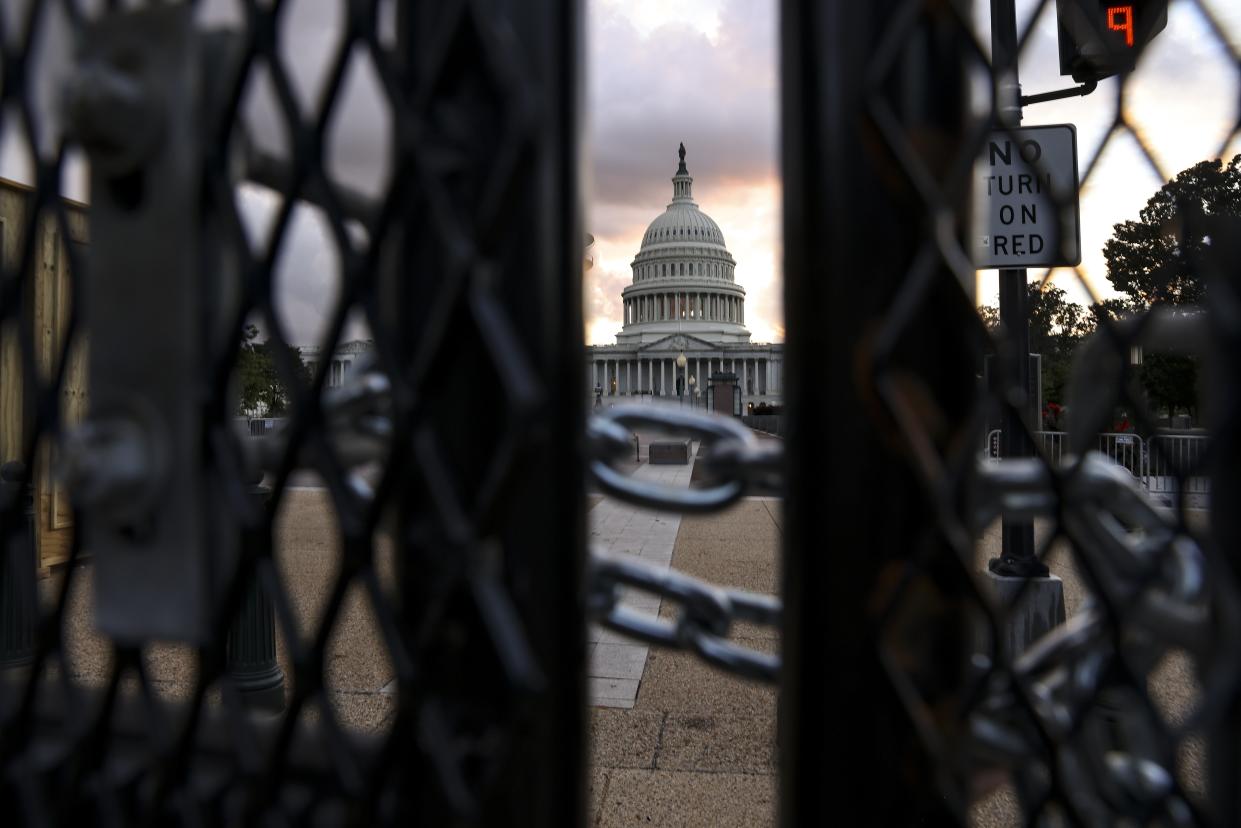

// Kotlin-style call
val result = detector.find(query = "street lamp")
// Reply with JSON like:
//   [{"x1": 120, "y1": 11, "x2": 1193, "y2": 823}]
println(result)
[
  {"x1": 688, "y1": 374, "x2": 696, "y2": 408},
  {"x1": 676, "y1": 352, "x2": 687, "y2": 403}
]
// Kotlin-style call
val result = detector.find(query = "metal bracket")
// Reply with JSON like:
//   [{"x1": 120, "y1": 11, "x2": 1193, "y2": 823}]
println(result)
[
  {"x1": 64, "y1": 6, "x2": 220, "y2": 644},
  {"x1": 1020, "y1": 80, "x2": 1097, "y2": 108}
]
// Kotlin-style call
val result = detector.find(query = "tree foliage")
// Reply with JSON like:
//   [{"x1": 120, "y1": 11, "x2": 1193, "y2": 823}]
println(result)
[
  {"x1": 976, "y1": 156, "x2": 1237, "y2": 427},
  {"x1": 236, "y1": 325, "x2": 312, "y2": 417},
  {"x1": 1101, "y1": 155, "x2": 1239, "y2": 421},
  {"x1": 1103, "y1": 154, "x2": 1240, "y2": 307},
  {"x1": 979, "y1": 282, "x2": 1091, "y2": 411}
]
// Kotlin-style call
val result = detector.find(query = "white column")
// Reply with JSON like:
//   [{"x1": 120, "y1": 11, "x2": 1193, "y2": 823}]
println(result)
[{"x1": 743, "y1": 358, "x2": 748, "y2": 397}]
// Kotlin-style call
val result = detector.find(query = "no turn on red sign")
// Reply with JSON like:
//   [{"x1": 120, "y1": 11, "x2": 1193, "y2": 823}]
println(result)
[{"x1": 974, "y1": 124, "x2": 1081, "y2": 269}]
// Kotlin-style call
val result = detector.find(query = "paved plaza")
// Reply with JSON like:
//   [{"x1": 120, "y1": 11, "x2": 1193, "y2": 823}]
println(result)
[
  {"x1": 586, "y1": 456, "x2": 693, "y2": 708},
  {"x1": 31, "y1": 439, "x2": 1207, "y2": 826}
]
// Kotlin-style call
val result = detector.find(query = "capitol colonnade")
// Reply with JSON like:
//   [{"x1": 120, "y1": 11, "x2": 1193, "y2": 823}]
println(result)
[
  {"x1": 621, "y1": 292, "x2": 745, "y2": 325},
  {"x1": 589, "y1": 352, "x2": 782, "y2": 399}
]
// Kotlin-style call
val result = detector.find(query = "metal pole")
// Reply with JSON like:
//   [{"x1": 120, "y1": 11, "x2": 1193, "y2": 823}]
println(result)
[
  {"x1": 0, "y1": 462, "x2": 36, "y2": 671},
  {"x1": 779, "y1": 0, "x2": 971, "y2": 822},
  {"x1": 225, "y1": 479, "x2": 285, "y2": 712},
  {"x1": 988, "y1": 0, "x2": 1045, "y2": 578},
  {"x1": 1206, "y1": 221, "x2": 1241, "y2": 825}
]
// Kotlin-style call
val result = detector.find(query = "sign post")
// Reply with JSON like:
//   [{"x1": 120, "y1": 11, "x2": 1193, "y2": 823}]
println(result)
[{"x1": 988, "y1": 0, "x2": 1049, "y2": 579}]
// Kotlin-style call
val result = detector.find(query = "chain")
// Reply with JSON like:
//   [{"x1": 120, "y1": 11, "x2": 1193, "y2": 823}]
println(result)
[
  {"x1": 259, "y1": 369, "x2": 1211, "y2": 706},
  {"x1": 586, "y1": 548, "x2": 781, "y2": 683},
  {"x1": 583, "y1": 403, "x2": 785, "y2": 682},
  {"x1": 586, "y1": 403, "x2": 782, "y2": 512}
]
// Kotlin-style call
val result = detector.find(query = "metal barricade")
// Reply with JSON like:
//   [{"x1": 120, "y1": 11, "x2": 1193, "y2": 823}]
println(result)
[{"x1": 1147, "y1": 432, "x2": 1211, "y2": 497}]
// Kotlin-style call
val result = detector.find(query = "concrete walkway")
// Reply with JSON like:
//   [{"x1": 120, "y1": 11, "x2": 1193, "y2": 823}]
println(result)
[
  {"x1": 588, "y1": 497, "x2": 782, "y2": 827},
  {"x1": 587, "y1": 448, "x2": 696, "y2": 708}
]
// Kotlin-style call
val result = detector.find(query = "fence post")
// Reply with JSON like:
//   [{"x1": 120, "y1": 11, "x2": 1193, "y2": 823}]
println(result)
[
  {"x1": 0, "y1": 462, "x2": 36, "y2": 671},
  {"x1": 780, "y1": 1, "x2": 973, "y2": 822},
  {"x1": 225, "y1": 478, "x2": 284, "y2": 712}
]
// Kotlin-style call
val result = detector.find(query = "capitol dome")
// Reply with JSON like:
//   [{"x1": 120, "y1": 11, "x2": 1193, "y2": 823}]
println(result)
[{"x1": 617, "y1": 144, "x2": 749, "y2": 345}]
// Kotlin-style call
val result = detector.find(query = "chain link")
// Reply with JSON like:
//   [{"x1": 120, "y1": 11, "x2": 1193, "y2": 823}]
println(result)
[
  {"x1": 585, "y1": 404, "x2": 785, "y2": 682},
  {"x1": 253, "y1": 377, "x2": 790, "y2": 681},
  {"x1": 587, "y1": 403, "x2": 782, "y2": 513},
  {"x1": 587, "y1": 549, "x2": 781, "y2": 683},
  {"x1": 271, "y1": 374, "x2": 1208, "y2": 704}
]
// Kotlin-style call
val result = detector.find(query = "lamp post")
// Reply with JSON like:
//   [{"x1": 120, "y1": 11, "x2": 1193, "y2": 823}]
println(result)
[
  {"x1": 688, "y1": 374, "x2": 697, "y2": 409},
  {"x1": 676, "y1": 352, "x2": 687, "y2": 404},
  {"x1": 226, "y1": 473, "x2": 285, "y2": 712}
]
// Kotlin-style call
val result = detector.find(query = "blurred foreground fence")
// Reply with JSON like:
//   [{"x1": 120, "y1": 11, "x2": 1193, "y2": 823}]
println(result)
[
  {"x1": 0, "y1": 1, "x2": 1238, "y2": 826},
  {"x1": 987, "y1": 429, "x2": 1211, "y2": 497}
]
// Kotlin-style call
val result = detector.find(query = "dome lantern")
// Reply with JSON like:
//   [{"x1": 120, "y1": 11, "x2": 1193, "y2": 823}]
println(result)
[{"x1": 672, "y1": 142, "x2": 694, "y2": 203}]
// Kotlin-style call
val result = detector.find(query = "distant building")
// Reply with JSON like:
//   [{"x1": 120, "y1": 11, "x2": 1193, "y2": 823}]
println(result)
[
  {"x1": 586, "y1": 146, "x2": 784, "y2": 408},
  {"x1": 298, "y1": 340, "x2": 373, "y2": 388}
]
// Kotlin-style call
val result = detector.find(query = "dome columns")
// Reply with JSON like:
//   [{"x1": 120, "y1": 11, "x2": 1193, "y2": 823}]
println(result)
[{"x1": 620, "y1": 289, "x2": 745, "y2": 329}]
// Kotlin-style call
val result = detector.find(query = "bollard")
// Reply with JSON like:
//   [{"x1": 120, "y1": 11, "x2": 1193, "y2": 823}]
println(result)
[
  {"x1": 225, "y1": 478, "x2": 285, "y2": 713},
  {"x1": 0, "y1": 461, "x2": 37, "y2": 671}
]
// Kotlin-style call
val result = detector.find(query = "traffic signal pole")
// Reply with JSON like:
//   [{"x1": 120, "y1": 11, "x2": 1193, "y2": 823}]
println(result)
[{"x1": 989, "y1": 0, "x2": 1047, "y2": 578}]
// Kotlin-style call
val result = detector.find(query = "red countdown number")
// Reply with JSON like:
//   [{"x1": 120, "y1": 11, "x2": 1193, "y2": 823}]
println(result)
[{"x1": 1107, "y1": 5, "x2": 1135, "y2": 47}]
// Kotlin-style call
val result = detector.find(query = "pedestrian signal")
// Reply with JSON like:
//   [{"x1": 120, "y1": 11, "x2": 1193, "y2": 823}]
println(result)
[{"x1": 1056, "y1": 1, "x2": 1168, "y2": 83}]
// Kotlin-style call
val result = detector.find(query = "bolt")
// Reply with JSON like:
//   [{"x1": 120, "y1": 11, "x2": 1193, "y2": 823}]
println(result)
[
  {"x1": 61, "y1": 416, "x2": 162, "y2": 527},
  {"x1": 63, "y1": 60, "x2": 162, "y2": 177}
]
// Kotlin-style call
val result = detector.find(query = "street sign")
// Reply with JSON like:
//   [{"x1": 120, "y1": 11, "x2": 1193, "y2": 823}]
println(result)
[{"x1": 974, "y1": 124, "x2": 1081, "y2": 269}]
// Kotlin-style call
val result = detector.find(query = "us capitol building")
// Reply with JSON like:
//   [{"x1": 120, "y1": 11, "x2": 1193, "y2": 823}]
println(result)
[{"x1": 587, "y1": 145, "x2": 784, "y2": 409}]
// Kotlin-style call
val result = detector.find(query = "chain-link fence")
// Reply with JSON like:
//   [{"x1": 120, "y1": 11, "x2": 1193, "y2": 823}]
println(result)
[
  {"x1": 0, "y1": 0, "x2": 1239, "y2": 825},
  {"x1": 781, "y1": 1, "x2": 1241, "y2": 825}
]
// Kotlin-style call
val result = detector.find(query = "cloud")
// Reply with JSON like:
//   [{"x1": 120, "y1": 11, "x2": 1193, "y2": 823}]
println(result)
[
  {"x1": 586, "y1": 1, "x2": 777, "y2": 208},
  {"x1": 584, "y1": 0, "x2": 783, "y2": 343}
]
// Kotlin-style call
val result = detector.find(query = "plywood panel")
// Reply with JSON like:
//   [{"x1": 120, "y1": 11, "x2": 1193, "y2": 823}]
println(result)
[
  {"x1": 0, "y1": 181, "x2": 88, "y2": 569},
  {"x1": 51, "y1": 240, "x2": 87, "y2": 530}
]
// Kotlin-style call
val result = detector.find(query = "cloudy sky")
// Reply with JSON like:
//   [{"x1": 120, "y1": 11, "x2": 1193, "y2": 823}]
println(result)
[
  {"x1": 2, "y1": 0, "x2": 1238, "y2": 349},
  {"x1": 584, "y1": 0, "x2": 781, "y2": 344}
]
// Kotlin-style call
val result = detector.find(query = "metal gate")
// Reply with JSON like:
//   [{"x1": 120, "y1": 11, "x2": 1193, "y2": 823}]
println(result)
[{"x1": 0, "y1": 1, "x2": 1239, "y2": 825}]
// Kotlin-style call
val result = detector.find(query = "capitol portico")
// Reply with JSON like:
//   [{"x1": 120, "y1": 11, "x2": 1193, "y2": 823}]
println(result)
[{"x1": 587, "y1": 145, "x2": 784, "y2": 409}]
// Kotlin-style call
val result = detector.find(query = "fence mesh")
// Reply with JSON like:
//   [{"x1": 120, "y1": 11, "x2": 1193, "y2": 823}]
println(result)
[
  {"x1": 846, "y1": 0, "x2": 1241, "y2": 823},
  {"x1": 0, "y1": 0, "x2": 1239, "y2": 826},
  {"x1": 0, "y1": 1, "x2": 583, "y2": 824}
]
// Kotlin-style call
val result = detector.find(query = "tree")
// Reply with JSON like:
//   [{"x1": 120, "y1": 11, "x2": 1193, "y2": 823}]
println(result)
[
  {"x1": 979, "y1": 282, "x2": 1092, "y2": 412},
  {"x1": 1102, "y1": 154, "x2": 1239, "y2": 422},
  {"x1": 236, "y1": 325, "x2": 312, "y2": 417},
  {"x1": 1104, "y1": 154, "x2": 1240, "y2": 307}
]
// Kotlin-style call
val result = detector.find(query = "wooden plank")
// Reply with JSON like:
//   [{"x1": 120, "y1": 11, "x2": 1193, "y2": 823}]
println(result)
[
  {"x1": 0, "y1": 182, "x2": 88, "y2": 568},
  {"x1": 0, "y1": 191, "x2": 29, "y2": 462}
]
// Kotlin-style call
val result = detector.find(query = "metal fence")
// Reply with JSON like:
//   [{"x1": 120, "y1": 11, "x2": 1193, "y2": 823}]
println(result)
[
  {"x1": 986, "y1": 428, "x2": 1210, "y2": 497},
  {"x1": 0, "y1": 1, "x2": 1237, "y2": 826}
]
